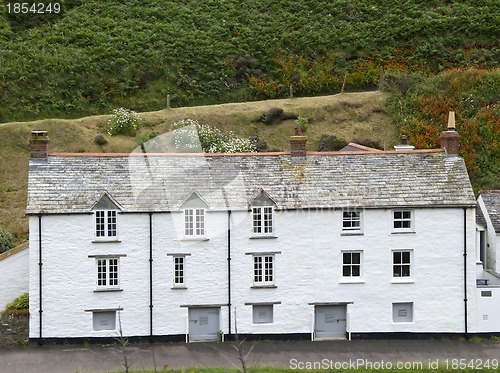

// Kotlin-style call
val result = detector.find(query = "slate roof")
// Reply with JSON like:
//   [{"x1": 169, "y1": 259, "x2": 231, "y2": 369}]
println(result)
[
  {"x1": 26, "y1": 149, "x2": 476, "y2": 214},
  {"x1": 479, "y1": 191, "x2": 500, "y2": 232}
]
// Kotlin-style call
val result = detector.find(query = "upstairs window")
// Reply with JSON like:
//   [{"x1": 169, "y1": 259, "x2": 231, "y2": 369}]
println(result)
[
  {"x1": 342, "y1": 211, "x2": 362, "y2": 232},
  {"x1": 184, "y1": 208, "x2": 205, "y2": 237},
  {"x1": 253, "y1": 255, "x2": 274, "y2": 286},
  {"x1": 96, "y1": 257, "x2": 120, "y2": 289},
  {"x1": 393, "y1": 250, "x2": 411, "y2": 278},
  {"x1": 342, "y1": 251, "x2": 361, "y2": 277},
  {"x1": 393, "y1": 210, "x2": 413, "y2": 232},
  {"x1": 253, "y1": 207, "x2": 273, "y2": 235},
  {"x1": 95, "y1": 210, "x2": 117, "y2": 238}
]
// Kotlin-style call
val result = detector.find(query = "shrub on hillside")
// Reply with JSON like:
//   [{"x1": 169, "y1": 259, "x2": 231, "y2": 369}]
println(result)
[
  {"x1": 0, "y1": 227, "x2": 13, "y2": 254},
  {"x1": 352, "y1": 138, "x2": 384, "y2": 150},
  {"x1": 108, "y1": 108, "x2": 142, "y2": 136},
  {"x1": 260, "y1": 107, "x2": 298, "y2": 125},
  {"x1": 318, "y1": 135, "x2": 348, "y2": 151},
  {"x1": 294, "y1": 116, "x2": 309, "y2": 133},
  {"x1": 6, "y1": 293, "x2": 28, "y2": 311},
  {"x1": 93, "y1": 134, "x2": 108, "y2": 146},
  {"x1": 137, "y1": 131, "x2": 159, "y2": 146},
  {"x1": 171, "y1": 119, "x2": 257, "y2": 153}
]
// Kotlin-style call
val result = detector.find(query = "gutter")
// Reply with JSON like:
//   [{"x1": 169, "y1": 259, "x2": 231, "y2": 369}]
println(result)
[
  {"x1": 38, "y1": 215, "x2": 43, "y2": 345},
  {"x1": 463, "y1": 207, "x2": 468, "y2": 336},
  {"x1": 227, "y1": 210, "x2": 232, "y2": 338},
  {"x1": 149, "y1": 213, "x2": 153, "y2": 340}
]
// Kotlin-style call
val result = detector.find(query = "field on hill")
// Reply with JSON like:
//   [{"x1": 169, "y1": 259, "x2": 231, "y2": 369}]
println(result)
[
  {"x1": 1, "y1": 0, "x2": 498, "y2": 122},
  {"x1": 0, "y1": 91, "x2": 397, "y2": 242}
]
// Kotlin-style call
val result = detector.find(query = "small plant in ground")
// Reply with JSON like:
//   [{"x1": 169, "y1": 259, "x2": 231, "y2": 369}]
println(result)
[
  {"x1": 137, "y1": 130, "x2": 159, "y2": 146},
  {"x1": 294, "y1": 116, "x2": 309, "y2": 133},
  {"x1": 317, "y1": 134, "x2": 348, "y2": 151},
  {"x1": 5, "y1": 293, "x2": 28, "y2": 311},
  {"x1": 94, "y1": 134, "x2": 108, "y2": 146},
  {"x1": 108, "y1": 108, "x2": 142, "y2": 137},
  {"x1": 0, "y1": 227, "x2": 13, "y2": 254}
]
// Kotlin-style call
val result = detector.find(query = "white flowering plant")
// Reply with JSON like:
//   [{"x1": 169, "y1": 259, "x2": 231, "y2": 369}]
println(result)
[
  {"x1": 170, "y1": 119, "x2": 257, "y2": 153},
  {"x1": 108, "y1": 107, "x2": 142, "y2": 136}
]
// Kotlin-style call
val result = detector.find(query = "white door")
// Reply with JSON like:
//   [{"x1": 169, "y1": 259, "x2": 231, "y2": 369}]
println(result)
[
  {"x1": 314, "y1": 305, "x2": 346, "y2": 339},
  {"x1": 189, "y1": 307, "x2": 220, "y2": 341}
]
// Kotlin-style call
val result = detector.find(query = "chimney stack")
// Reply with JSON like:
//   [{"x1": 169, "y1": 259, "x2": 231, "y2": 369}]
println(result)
[
  {"x1": 290, "y1": 127, "x2": 307, "y2": 160},
  {"x1": 394, "y1": 135, "x2": 415, "y2": 151},
  {"x1": 440, "y1": 111, "x2": 460, "y2": 156},
  {"x1": 30, "y1": 131, "x2": 49, "y2": 159}
]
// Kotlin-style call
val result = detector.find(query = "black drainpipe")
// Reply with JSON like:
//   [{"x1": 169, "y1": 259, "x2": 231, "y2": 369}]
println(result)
[
  {"x1": 38, "y1": 215, "x2": 43, "y2": 345},
  {"x1": 227, "y1": 210, "x2": 232, "y2": 339},
  {"x1": 463, "y1": 207, "x2": 468, "y2": 336},
  {"x1": 149, "y1": 213, "x2": 153, "y2": 340}
]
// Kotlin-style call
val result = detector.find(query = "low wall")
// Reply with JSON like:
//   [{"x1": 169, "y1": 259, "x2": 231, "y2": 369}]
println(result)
[{"x1": 0, "y1": 312, "x2": 29, "y2": 346}]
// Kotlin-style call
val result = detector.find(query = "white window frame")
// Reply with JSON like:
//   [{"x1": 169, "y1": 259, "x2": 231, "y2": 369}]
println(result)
[
  {"x1": 95, "y1": 210, "x2": 118, "y2": 240},
  {"x1": 184, "y1": 208, "x2": 205, "y2": 237},
  {"x1": 392, "y1": 209, "x2": 414, "y2": 233},
  {"x1": 392, "y1": 250, "x2": 413, "y2": 281},
  {"x1": 173, "y1": 255, "x2": 186, "y2": 288},
  {"x1": 253, "y1": 255, "x2": 275, "y2": 286},
  {"x1": 342, "y1": 251, "x2": 362, "y2": 278},
  {"x1": 342, "y1": 210, "x2": 362, "y2": 233},
  {"x1": 252, "y1": 206, "x2": 274, "y2": 236},
  {"x1": 96, "y1": 257, "x2": 120, "y2": 289}
]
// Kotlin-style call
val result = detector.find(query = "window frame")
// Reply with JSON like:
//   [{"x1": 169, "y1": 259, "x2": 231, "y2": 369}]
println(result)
[
  {"x1": 252, "y1": 206, "x2": 274, "y2": 236},
  {"x1": 95, "y1": 257, "x2": 120, "y2": 290},
  {"x1": 341, "y1": 251, "x2": 362, "y2": 278},
  {"x1": 92, "y1": 310, "x2": 117, "y2": 331},
  {"x1": 94, "y1": 210, "x2": 118, "y2": 240},
  {"x1": 184, "y1": 208, "x2": 206, "y2": 238},
  {"x1": 341, "y1": 210, "x2": 363, "y2": 234},
  {"x1": 392, "y1": 249, "x2": 413, "y2": 282},
  {"x1": 173, "y1": 255, "x2": 186, "y2": 288},
  {"x1": 253, "y1": 254, "x2": 275, "y2": 287},
  {"x1": 392, "y1": 209, "x2": 414, "y2": 233}
]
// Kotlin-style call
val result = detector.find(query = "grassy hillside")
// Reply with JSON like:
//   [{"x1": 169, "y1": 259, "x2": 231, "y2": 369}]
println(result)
[
  {"x1": 0, "y1": 91, "x2": 397, "y2": 242},
  {"x1": 0, "y1": 0, "x2": 498, "y2": 122}
]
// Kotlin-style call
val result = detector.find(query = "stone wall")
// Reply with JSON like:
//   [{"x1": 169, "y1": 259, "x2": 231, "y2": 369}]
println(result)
[{"x1": 0, "y1": 312, "x2": 29, "y2": 346}]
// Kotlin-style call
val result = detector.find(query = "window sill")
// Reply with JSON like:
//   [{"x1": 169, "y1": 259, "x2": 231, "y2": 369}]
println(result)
[
  {"x1": 251, "y1": 285, "x2": 277, "y2": 289},
  {"x1": 93, "y1": 288, "x2": 123, "y2": 292},
  {"x1": 180, "y1": 237, "x2": 209, "y2": 241},
  {"x1": 249, "y1": 235, "x2": 278, "y2": 239},
  {"x1": 339, "y1": 279, "x2": 365, "y2": 284},
  {"x1": 92, "y1": 239, "x2": 121, "y2": 243},
  {"x1": 391, "y1": 279, "x2": 415, "y2": 284},
  {"x1": 340, "y1": 232, "x2": 363, "y2": 236},
  {"x1": 171, "y1": 286, "x2": 188, "y2": 290},
  {"x1": 391, "y1": 231, "x2": 415, "y2": 235}
]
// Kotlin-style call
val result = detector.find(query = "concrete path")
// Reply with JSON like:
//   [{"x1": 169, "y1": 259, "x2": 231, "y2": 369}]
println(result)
[{"x1": 1, "y1": 339, "x2": 500, "y2": 373}]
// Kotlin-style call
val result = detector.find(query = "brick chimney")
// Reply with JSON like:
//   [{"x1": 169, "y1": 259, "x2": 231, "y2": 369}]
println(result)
[
  {"x1": 440, "y1": 111, "x2": 460, "y2": 156},
  {"x1": 290, "y1": 127, "x2": 307, "y2": 160},
  {"x1": 30, "y1": 131, "x2": 49, "y2": 159}
]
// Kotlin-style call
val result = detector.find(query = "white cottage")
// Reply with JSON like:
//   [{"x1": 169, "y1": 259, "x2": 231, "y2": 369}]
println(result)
[
  {"x1": 27, "y1": 122, "x2": 480, "y2": 344},
  {"x1": 476, "y1": 190, "x2": 500, "y2": 332}
]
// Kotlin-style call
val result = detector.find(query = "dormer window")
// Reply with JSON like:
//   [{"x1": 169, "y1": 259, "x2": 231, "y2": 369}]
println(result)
[
  {"x1": 249, "y1": 189, "x2": 277, "y2": 238},
  {"x1": 180, "y1": 190, "x2": 209, "y2": 240},
  {"x1": 91, "y1": 192, "x2": 122, "y2": 242},
  {"x1": 184, "y1": 208, "x2": 205, "y2": 237},
  {"x1": 253, "y1": 206, "x2": 273, "y2": 235},
  {"x1": 95, "y1": 210, "x2": 117, "y2": 238}
]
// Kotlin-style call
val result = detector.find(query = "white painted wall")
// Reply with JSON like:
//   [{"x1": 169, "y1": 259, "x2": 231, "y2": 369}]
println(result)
[
  {"x1": 0, "y1": 245, "x2": 29, "y2": 311},
  {"x1": 477, "y1": 196, "x2": 498, "y2": 272},
  {"x1": 29, "y1": 206, "x2": 477, "y2": 339}
]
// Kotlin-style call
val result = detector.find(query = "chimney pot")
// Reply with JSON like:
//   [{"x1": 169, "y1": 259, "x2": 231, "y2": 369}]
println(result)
[
  {"x1": 30, "y1": 131, "x2": 49, "y2": 159},
  {"x1": 447, "y1": 111, "x2": 456, "y2": 130},
  {"x1": 394, "y1": 134, "x2": 414, "y2": 151}
]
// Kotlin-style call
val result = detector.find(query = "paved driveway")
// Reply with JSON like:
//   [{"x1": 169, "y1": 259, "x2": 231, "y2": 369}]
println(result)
[{"x1": 1, "y1": 339, "x2": 500, "y2": 373}]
